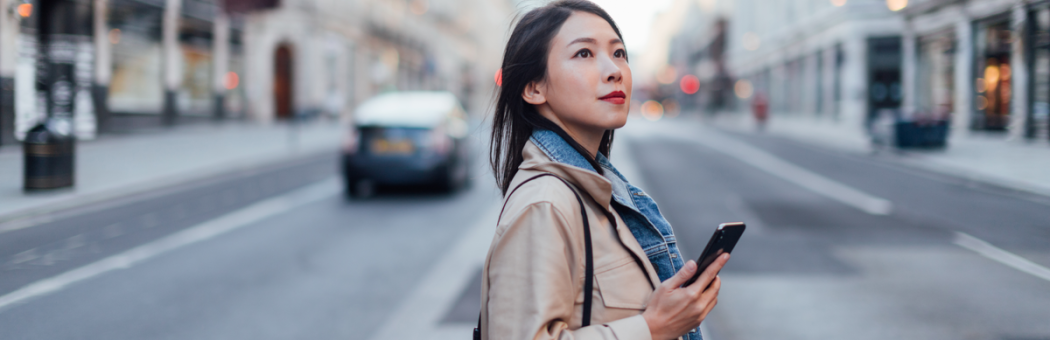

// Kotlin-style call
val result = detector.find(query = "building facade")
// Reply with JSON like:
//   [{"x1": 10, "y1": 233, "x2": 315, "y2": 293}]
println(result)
[
  {"x1": 726, "y1": 0, "x2": 907, "y2": 128},
  {"x1": 0, "y1": 0, "x2": 511, "y2": 145},
  {"x1": 902, "y1": 0, "x2": 1049, "y2": 142}
]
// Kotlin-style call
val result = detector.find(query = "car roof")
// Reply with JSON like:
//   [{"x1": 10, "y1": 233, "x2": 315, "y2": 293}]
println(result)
[{"x1": 354, "y1": 91, "x2": 462, "y2": 128}]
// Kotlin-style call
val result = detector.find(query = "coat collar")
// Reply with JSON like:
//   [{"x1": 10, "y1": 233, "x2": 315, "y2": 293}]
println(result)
[
  {"x1": 521, "y1": 130, "x2": 661, "y2": 290},
  {"x1": 522, "y1": 130, "x2": 613, "y2": 207}
]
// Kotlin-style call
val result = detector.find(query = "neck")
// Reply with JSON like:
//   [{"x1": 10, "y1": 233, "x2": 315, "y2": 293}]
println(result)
[{"x1": 537, "y1": 105, "x2": 603, "y2": 158}]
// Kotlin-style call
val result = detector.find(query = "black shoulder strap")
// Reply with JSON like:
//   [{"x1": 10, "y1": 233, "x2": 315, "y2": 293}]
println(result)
[{"x1": 475, "y1": 173, "x2": 595, "y2": 340}]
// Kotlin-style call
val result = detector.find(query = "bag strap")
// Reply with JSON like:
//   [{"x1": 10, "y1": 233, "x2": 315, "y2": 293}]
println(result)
[{"x1": 475, "y1": 173, "x2": 595, "y2": 340}]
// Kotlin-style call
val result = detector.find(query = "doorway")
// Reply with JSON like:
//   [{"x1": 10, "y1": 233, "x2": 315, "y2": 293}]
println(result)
[{"x1": 274, "y1": 44, "x2": 294, "y2": 120}]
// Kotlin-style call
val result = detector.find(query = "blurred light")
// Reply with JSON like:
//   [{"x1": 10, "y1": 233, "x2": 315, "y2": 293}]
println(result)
[
  {"x1": 734, "y1": 79, "x2": 753, "y2": 99},
  {"x1": 494, "y1": 68, "x2": 502, "y2": 87},
  {"x1": 381, "y1": 49, "x2": 399, "y2": 69},
  {"x1": 409, "y1": 0, "x2": 428, "y2": 15},
  {"x1": 976, "y1": 78, "x2": 986, "y2": 93},
  {"x1": 886, "y1": 0, "x2": 907, "y2": 11},
  {"x1": 830, "y1": 0, "x2": 847, "y2": 7},
  {"x1": 976, "y1": 95, "x2": 988, "y2": 110},
  {"x1": 656, "y1": 66, "x2": 677, "y2": 85},
  {"x1": 1000, "y1": 64, "x2": 1012, "y2": 79},
  {"x1": 985, "y1": 65, "x2": 1000, "y2": 92},
  {"x1": 225, "y1": 72, "x2": 239, "y2": 90},
  {"x1": 17, "y1": 3, "x2": 31, "y2": 17},
  {"x1": 680, "y1": 75, "x2": 700, "y2": 95},
  {"x1": 641, "y1": 100, "x2": 664, "y2": 121},
  {"x1": 661, "y1": 98, "x2": 679, "y2": 117},
  {"x1": 742, "y1": 32, "x2": 761, "y2": 51},
  {"x1": 108, "y1": 29, "x2": 121, "y2": 45}
]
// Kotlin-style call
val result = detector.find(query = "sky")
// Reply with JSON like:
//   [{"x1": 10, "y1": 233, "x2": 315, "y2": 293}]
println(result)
[{"x1": 588, "y1": 0, "x2": 674, "y2": 53}]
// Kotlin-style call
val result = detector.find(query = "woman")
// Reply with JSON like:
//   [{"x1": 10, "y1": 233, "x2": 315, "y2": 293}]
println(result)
[{"x1": 481, "y1": 1, "x2": 729, "y2": 340}]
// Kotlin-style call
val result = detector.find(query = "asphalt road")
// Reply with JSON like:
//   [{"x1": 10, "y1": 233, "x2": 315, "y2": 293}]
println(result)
[
  {"x1": 1, "y1": 118, "x2": 1048, "y2": 340},
  {"x1": 623, "y1": 120, "x2": 1050, "y2": 340}
]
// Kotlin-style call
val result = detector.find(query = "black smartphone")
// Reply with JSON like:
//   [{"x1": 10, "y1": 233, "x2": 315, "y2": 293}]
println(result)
[{"x1": 682, "y1": 222, "x2": 746, "y2": 287}]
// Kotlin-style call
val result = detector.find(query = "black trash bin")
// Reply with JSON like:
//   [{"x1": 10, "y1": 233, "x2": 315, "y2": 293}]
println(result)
[
  {"x1": 894, "y1": 120, "x2": 949, "y2": 148},
  {"x1": 24, "y1": 118, "x2": 76, "y2": 190}
]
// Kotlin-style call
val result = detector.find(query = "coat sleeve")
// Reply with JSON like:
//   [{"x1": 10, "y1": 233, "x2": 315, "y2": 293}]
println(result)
[{"x1": 485, "y1": 201, "x2": 652, "y2": 340}]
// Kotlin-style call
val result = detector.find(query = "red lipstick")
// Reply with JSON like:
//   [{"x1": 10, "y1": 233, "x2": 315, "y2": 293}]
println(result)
[{"x1": 600, "y1": 90, "x2": 626, "y2": 105}]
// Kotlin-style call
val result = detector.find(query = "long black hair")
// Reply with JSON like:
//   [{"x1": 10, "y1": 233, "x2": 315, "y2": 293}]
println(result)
[{"x1": 490, "y1": 0, "x2": 625, "y2": 195}]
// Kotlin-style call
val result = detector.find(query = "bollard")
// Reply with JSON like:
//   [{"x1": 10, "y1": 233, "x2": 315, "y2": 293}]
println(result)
[{"x1": 24, "y1": 118, "x2": 76, "y2": 190}]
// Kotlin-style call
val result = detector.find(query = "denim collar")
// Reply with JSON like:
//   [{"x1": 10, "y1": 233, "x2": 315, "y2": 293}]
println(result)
[{"x1": 529, "y1": 129, "x2": 638, "y2": 211}]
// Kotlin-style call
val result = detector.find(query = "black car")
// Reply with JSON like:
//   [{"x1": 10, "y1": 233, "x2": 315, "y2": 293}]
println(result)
[{"x1": 341, "y1": 91, "x2": 471, "y2": 197}]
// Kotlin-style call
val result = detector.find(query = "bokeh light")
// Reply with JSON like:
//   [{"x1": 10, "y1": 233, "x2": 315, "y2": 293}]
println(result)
[
  {"x1": 108, "y1": 29, "x2": 121, "y2": 45},
  {"x1": 680, "y1": 75, "x2": 700, "y2": 95},
  {"x1": 830, "y1": 0, "x2": 847, "y2": 7},
  {"x1": 887, "y1": 0, "x2": 907, "y2": 11},
  {"x1": 656, "y1": 66, "x2": 677, "y2": 85},
  {"x1": 661, "y1": 98, "x2": 679, "y2": 118},
  {"x1": 641, "y1": 100, "x2": 664, "y2": 121},
  {"x1": 225, "y1": 72, "x2": 239, "y2": 90},
  {"x1": 734, "y1": 79, "x2": 753, "y2": 99},
  {"x1": 17, "y1": 3, "x2": 32, "y2": 17}
]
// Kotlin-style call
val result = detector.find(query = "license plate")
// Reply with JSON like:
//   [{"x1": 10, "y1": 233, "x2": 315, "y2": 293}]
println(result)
[{"x1": 371, "y1": 139, "x2": 414, "y2": 154}]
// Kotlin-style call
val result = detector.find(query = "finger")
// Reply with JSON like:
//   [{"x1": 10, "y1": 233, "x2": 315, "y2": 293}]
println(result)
[
  {"x1": 663, "y1": 260, "x2": 697, "y2": 289},
  {"x1": 688, "y1": 254, "x2": 730, "y2": 294},
  {"x1": 701, "y1": 276, "x2": 722, "y2": 301},
  {"x1": 699, "y1": 296, "x2": 718, "y2": 321}
]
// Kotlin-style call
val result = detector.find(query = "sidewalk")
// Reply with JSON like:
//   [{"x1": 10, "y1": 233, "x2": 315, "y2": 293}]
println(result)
[
  {"x1": 0, "y1": 121, "x2": 342, "y2": 226},
  {"x1": 707, "y1": 112, "x2": 1050, "y2": 197}
]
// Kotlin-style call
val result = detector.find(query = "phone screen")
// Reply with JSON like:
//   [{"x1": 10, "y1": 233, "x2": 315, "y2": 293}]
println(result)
[{"x1": 682, "y1": 222, "x2": 745, "y2": 287}]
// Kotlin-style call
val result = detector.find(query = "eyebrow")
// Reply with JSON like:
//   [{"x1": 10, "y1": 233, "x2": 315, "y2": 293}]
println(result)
[{"x1": 567, "y1": 37, "x2": 623, "y2": 47}]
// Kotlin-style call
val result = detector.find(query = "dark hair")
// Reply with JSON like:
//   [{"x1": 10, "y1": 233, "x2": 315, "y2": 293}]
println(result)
[{"x1": 490, "y1": 0, "x2": 625, "y2": 195}]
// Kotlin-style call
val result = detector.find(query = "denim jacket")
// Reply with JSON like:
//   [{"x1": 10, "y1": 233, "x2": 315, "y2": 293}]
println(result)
[{"x1": 531, "y1": 129, "x2": 702, "y2": 340}]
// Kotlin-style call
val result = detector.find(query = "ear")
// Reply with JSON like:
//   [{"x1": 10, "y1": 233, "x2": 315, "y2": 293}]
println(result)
[{"x1": 522, "y1": 80, "x2": 547, "y2": 105}]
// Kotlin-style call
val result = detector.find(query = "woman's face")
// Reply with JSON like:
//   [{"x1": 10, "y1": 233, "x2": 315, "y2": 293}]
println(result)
[{"x1": 527, "y1": 11, "x2": 631, "y2": 136}]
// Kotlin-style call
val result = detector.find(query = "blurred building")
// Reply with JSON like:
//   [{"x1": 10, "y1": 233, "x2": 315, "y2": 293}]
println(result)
[
  {"x1": 665, "y1": 0, "x2": 733, "y2": 114},
  {"x1": 902, "y1": 0, "x2": 1048, "y2": 142},
  {"x1": 726, "y1": 0, "x2": 906, "y2": 128},
  {"x1": 0, "y1": 0, "x2": 511, "y2": 145}
]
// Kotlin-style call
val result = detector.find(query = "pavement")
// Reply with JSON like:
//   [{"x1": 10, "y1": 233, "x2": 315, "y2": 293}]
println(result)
[
  {"x1": 0, "y1": 120, "x2": 342, "y2": 229},
  {"x1": 707, "y1": 112, "x2": 1050, "y2": 198},
  {"x1": 0, "y1": 116, "x2": 1048, "y2": 340}
]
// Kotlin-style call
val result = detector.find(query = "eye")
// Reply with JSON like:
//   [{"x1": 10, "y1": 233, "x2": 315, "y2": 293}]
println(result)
[
  {"x1": 574, "y1": 48, "x2": 593, "y2": 58},
  {"x1": 614, "y1": 48, "x2": 627, "y2": 60}
]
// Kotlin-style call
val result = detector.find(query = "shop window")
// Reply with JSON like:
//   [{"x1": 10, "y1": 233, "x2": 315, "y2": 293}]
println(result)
[
  {"x1": 916, "y1": 31, "x2": 955, "y2": 122},
  {"x1": 1028, "y1": 5, "x2": 1050, "y2": 140},
  {"x1": 974, "y1": 18, "x2": 1012, "y2": 131},
  {"x1": 107, "y1": 0, "x2": 164, "y2": 115}
]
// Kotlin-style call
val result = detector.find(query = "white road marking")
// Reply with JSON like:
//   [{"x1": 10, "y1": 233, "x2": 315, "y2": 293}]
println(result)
[
  {"x1": 0, "y1": 177, "x2": 340, "y2": 312},
  {"x1": 367, "y1": 203, "x2": 500, "y2": 340},
  {"x1": 953, "y1": 232, "x2": 1050, "y2": 282},
  {"x1": 676, "y1": 128, "x2": 893, "y2": 215}
]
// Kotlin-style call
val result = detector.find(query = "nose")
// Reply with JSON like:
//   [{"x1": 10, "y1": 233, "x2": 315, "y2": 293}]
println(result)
[{"x1": 601, "y1": 55, "x2": 622, "y2": 83}]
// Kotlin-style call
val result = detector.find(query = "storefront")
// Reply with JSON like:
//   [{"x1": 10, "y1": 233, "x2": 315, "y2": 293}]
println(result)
[
  {"x1": 1027, "y1": 1, "x2": 1050, "y2": 140},
  {"x1": 915, "y1": 30, "x2": 955, "y2": 121},
  {"x1": 107, "y1": 0, "x2": 164, "y2": 117},
  {"x1": 973, "y1": 15, "x2": 1013, "y2": 131}
]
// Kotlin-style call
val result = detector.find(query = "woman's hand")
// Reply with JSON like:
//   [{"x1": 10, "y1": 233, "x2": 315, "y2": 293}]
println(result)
[{"x1": 642, "y1": 254, "x2": 729, "y2": 340}]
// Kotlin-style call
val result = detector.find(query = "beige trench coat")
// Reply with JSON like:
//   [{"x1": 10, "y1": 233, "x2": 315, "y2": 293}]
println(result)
[{"x1": 481, "y1": 140, "x2": 671, "y2": 340}]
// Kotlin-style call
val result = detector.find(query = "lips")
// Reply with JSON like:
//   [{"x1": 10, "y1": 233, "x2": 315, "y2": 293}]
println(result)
[{"x1": 599, "y1": 91, "x2": 626, "y2": 105}]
